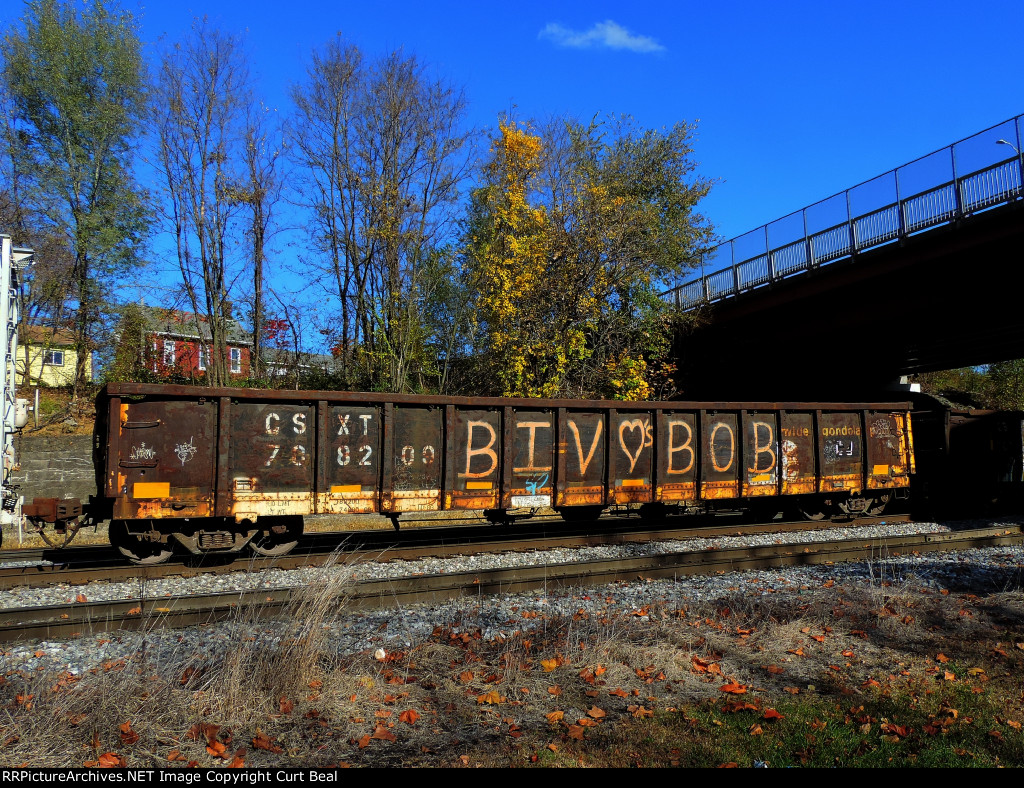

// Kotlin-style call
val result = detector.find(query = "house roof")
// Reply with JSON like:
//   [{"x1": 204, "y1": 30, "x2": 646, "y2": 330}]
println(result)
[
  {"x1": 136, "y1": 306, "x2": 252, "y2": 346},
  {"x1": 262, "y1": 347, "x2": 339, "y2": 371},
  {"x1": 22, "y1": 325, "x2": 77, "y2": 347}
]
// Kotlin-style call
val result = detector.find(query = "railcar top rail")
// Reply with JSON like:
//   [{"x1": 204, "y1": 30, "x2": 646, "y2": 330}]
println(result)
[{"x1": 664, "y1": 113, "x2": 1024, "y2": 310}]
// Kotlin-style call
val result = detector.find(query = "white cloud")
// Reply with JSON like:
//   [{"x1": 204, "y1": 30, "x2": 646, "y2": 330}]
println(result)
[{"x1": 539, "y1": 20, "x2": 666, "y2": 54}]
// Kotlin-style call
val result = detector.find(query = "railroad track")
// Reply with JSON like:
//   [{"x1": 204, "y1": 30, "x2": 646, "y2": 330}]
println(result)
[
  {"x1": 2, "y1": 520, "x2": 1016, "y2": 645},
  {"x1": 0, "y1": 513, "x2": 910, "y2": 590}
]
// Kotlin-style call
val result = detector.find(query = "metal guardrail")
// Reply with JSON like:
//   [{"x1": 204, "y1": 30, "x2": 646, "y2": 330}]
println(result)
[{"x1": 665, "y1": 114, "x2": 1024, "y2": 310}]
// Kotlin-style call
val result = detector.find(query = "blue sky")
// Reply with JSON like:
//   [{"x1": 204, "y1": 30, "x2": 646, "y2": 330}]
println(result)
[
  {"x1": 123, "y1": 0, "x2": 1024, "y2": 243},
  {"x1": 7, "y1": 0, "x2": 1023, "y2": 322}
]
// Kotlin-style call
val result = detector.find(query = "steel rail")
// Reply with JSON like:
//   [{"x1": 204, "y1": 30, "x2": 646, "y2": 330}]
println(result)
[
  {"x1": 0, "y1": 514, "x2": 910, "y2": 591},
  {"x1": 0, "y1": 522, "x2": 1014, "y2": 644}
]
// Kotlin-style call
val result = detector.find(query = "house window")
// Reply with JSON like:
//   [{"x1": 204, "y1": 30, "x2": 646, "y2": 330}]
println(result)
[
  {"x1": 43, "y1": 350, "x2": 64, "y2": 366},
  {"x1": 198, "y1": 344, "x2": 208, "y2": 371},
  {"x1": 230, "y1": 347, "x2": 241, "y2": 374},
  {"x1": 163, "y1": 340, "x2": 176, "y2": 368}
]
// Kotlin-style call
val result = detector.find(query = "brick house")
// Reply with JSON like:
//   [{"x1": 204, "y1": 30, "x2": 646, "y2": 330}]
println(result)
[{"x1": 137, "y1": 306, "x2": 253, "y2": 380}]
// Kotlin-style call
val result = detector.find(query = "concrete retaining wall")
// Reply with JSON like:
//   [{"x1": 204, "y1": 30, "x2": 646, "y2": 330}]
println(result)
[{"x1": 11, "y1": 434, "x2": 96, "y2": 503}]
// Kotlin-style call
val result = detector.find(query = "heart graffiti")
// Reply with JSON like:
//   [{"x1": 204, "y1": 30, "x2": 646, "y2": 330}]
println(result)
[{"x1": 618, "y1": 419, "x2": 651, "y2": 474}]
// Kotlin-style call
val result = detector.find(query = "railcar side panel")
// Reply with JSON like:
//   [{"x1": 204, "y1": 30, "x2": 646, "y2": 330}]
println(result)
[
  {"x1": 383, "y1": 405, "x2": 442, "y2": 512},
  {"x1": 610, "y1": 410, "x2": 654, "y2": 504},
  {"x1": 865, "y1": 411, "x2": 910, "y2": 491},
  {"x1": 509, "y1": 409, "x2": 555, "y2": 508},
  {"x1": 657, "y1": 411, "x2": 697, "y2": 502},
  {"x1": 113, "y1": 398, "x2": 217, "y2": 520},
  {"x1": 229, "y1": 401, "x2": 315, "y2": 520},
  {"x1": 743, "y1": 411, "x2": 779, "y2": 497},
  {"x1": 559, "y1": 411, "x2": 606, "y2": 506},
  {"x1": 449, "y1": 408, "x2": 502, "y2": 510},
  {"x1": 702, "y1": 411, "x2": 740, "y2": 499},
  {"x1": 322, "y1": 404, "x2": 382, "y2": 514},
  {"x1": 819, "y1": 412, "x2": 863, "y2": 493},
  {"x1": 779, "y1": 412, "x2": 817, "y2": 495}
]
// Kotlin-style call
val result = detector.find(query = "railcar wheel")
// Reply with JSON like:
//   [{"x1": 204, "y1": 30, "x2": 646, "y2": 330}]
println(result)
[
  {"x1": 109, "y1": 520, "x2": 173, "y2": 565},
  {"x1": 865, "y1": 494, "x2": 891, "y2": 516},
  {"x1": 249, "y1": 516, "x2": 302, "y2": 557},
  {"x1": 556, "y1": 505, "x2": 604, "y2": 523},
  {"x1": 796, "y1": 500, "x2": 832, "y2": 521}
]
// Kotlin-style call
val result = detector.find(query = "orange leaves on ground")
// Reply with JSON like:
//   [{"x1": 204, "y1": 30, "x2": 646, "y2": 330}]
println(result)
[
  {"x1": 357, "y1": 735, "x2": 371, "y2": 750},
  {"x1": 118, "y1": 722, "x2": 139, "y2": 746},
  {"x1": 936, "y1": 653, "x2": 950, "y2": 663},
  {"x1": 227, "y1": 753, "x2": 245, "y2": 768},
  {"x1": 783, "y1": 686, "x2": 800, "y2": 695},
  {"x1": 719, "y1": 682, "x2": 747, "y2": 695},
  {"x1": 371, "y1": 726, "x2": 397, "y2": 743},
  {"x1": 586, "y1": 707, "x2": 606, "y2": 720},
  {"x1": 540, "y1": 658, "x2": 560, "y2": 673},
  {"x1": 252, "y1": 731, "x2": 283, "y2": 754},
  {"x1": 609, "y1": 688, "x2": 629, "y2": 698},
  {"x1": 476, "y1": 690, "x2": 505, "y2": 705},
  {"x1": 788, "y1": 647, "x2": 805, "y2": 656},
  {"x1": 84, "y1": 753, "x2": 125, "y2": 768},
  {"x1": 398, "y1": 709, "x2": 420, "y2": 725},
  {"x1": 14, "y1": 693, "x2": 33, "y2": 709},
  {"x1": 458, "y1": 670, "x2": 474, "y2": 683},
  {"x1": 763, "y1": 708, "x2": 784, "y2": 720},
  {"x1": 749, "y1": 723, "x2": 763, "y2": 736},
  {"x1": 545, "y1": 711, "x2": 564, "y2": 724},
  {"x1": 627, "y1": 705, "x2": 653, "y2": 719},
  {"x1": 763, "y1": 664, "x2": 785, "y2": 675},
  {"x1": 166, "y1": 750, "x2": 184, "y2": 762},
  {"x1": 75, "y1": 594, "x2": 88, "y2": 603},
  {"x1": 880, "y1": 723, "x2": 912, "y2": 739},
  {"x1": 278, "y1": 697, "x2": 294, "y2": 714},
  {"x1": 206, "y1": 740, "x2": 227, "y2": 758},
  {"x1": 691, "y1": 656, "x2": 722, "y2": 675},
  {"x1": 721, "y1": 701, "x2": 757, "y2": 713},
  {"x1": 566, "y1": 725, "x2": 585, "y2": 741},
  {"x1": 547, "y1": 686, "x2": 562, "y2": 696},
  {"x1": 810, "y1": 635, "x2": 825, "y2": 643},
  {"x1": 126, "y1": 606, "x2": 141, "y2": 616}
]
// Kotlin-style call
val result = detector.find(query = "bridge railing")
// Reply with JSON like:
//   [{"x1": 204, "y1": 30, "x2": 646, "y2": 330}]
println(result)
[{"x1": 665, "y1": 114, "x2": 1024, "y2": 310}]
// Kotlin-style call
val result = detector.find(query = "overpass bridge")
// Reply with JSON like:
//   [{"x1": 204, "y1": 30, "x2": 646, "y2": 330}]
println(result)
[{"x1": 665, "y1": 114, "x2": 1024, "y2": 399}]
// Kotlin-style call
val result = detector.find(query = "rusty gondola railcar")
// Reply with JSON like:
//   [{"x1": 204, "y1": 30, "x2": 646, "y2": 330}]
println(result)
[{"x1": 35, "y1": 384, "x2": 913, "y2": 564}]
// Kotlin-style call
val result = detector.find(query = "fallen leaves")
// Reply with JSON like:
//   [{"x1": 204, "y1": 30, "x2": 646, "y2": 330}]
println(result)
[
  {"x1": 398, "y1": 709, "x2": 420, "y2": 725},
  {"x1": 719, "y1": 682, "x2": 747, "y2": 695}
]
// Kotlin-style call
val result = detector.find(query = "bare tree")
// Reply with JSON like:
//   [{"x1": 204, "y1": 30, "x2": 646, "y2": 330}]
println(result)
[
  {"x1": 233, "y1": 102, "x2": 284, "y2": 383},
  {"x1": 290, "y1": 41, "x2": 473, "y2": 392},
  {"x1": 153, "y1": 20, "x2": 250, "y2": 387}
]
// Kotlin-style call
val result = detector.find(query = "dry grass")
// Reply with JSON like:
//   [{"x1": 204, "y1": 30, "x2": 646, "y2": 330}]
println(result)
[{"x1": 2, "y1": 554, "x2": 1023, "y2": 768}]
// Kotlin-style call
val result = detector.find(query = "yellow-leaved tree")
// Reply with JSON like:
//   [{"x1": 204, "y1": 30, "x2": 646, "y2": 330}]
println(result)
[{"x1": 463, "y1": 116, "x2": 713, "y2": 399}]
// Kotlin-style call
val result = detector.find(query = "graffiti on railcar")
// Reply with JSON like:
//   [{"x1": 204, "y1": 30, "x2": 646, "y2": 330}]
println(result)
[
  {"x1": 452, "y1": 409, "x2": 501, "y2": 508},
  {"x1": 665, "y1": 418, "x2": 695, "y2": 475},
  {"x1": 744, "y1": 415, "x2": 778, "y2": 494},
  {"x1": 819, "y1": 412, "x2": 862, "y2": 489},
  {"x1": 702, "y1": 413, "x2": 740, "y2": 498},
  {"x1": 780, "y1": 413, "x2": 815, "y2": 491},
  {"x1": 512, "y1": 411, "x2": 553, "y2": 506}
]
